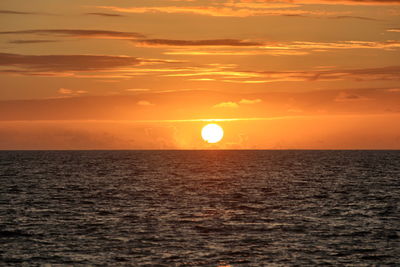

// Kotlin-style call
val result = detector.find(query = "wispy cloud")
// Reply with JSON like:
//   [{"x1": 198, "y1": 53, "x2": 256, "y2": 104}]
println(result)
[
  {"x1": 1, "y1": 88, "x2": 398, "y2": 122},
  {"x1": 387, "y1": 28, "x2": 400, "y2": 33},
  {"x1": 137, "y1": 100, "x2": 155, "y2": 106},
  {"x1": 239, "y1": 99, "x2": 262, "y2": 104},
  {"x1": 290, "y1": 0, "x2": 400, "y2": 5},
  {"x1": 334, "y1": 92, "x2": 369, "y2": 102},
  {"x1": 213, "y1": 101, "x2": 239, "y2": 108},
  {"x1": 126, "y1": 88, "x2": 150, "y2": 92},
  {"x1": 8, "y1": 40, "x2": 58, "y2": 44},
  {"x1": 1, "y1": 52, "x2": 398, "y2": 84},
  {"x1": 94, "y1": 0, "x2": 391, "y2": 19},
  {"x1": 0, "y1": 29, "x2": 145, "y2": 39},
  {"x1": 151, "y1": 40, "x2": 400, "y2": 56},
  {"x1": 164, "y1": 49, "x2": 309, "y2": 56},
  {"x1": 85, "y1": 12, "x2": 124, "y2": 17},
  {"x1": 58, "y1": 88, "x2": 87, "y2": 96},
  {"x1": 134, "y1": 38, "x2": 262, "y2": 47},
  {"x1": 0, "y1": 52, "x2": 142, "y2": 72},
  {"x1": 227, "y1": 0, "x2": 400, "y2": 6},
  {"x1": 329, "y1": 15, "x2": 380, "y2": 21},
  {"x1": 386, "y1": 88, "x2": 400, "y2": 92},
  {"x1": 0, "y1": 52, "x2": 183, "y2": 78},
  {"x1": 167, "y1": 64, "x2": 400, "y2": 83},
  {"x1": 4, "y1": 29, "x2": 397, "y2": 54},
  {"x1": 213, "y1": 98, "x2": 262, "y2": 108},
  {"x1": 229, "y1": 65, "x2": 400, "y2": 83},
  {"x1": 221, "y1": 2, "x2": 301, "y2": 9},
  {"x1": 277, "y1": 40, "x2": 400, "y2": 50},
  {"x1": 0, "y1": 10, "x2": 36, "y2": 15},
  {"x1": 96, "y1": 5, "x2": 349, "y2": 18}
]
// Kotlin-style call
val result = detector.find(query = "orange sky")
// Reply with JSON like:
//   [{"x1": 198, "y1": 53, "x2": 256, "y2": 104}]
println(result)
[{"x1": 0, "y1": 0, "x2": 399, "y2": 149}]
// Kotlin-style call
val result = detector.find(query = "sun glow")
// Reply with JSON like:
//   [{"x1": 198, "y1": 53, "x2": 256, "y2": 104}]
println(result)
[{"x1": 201, "y1": 123, "x2": 224, "y2": 143}]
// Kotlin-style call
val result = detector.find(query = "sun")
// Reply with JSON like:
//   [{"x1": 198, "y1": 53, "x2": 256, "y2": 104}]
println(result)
[{"x1": 201, "y1": 123, "x2": 224, "y2": 143}]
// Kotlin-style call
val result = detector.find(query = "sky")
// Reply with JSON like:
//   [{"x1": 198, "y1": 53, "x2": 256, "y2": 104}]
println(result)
[{"x1": 0, "y1": 0, "x2": 399, "y2": 149}]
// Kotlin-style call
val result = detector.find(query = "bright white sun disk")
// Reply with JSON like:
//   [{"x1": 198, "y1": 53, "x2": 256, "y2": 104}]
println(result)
[{"x1": 201, "y1": 123, "x2": 224, "y2": 143}]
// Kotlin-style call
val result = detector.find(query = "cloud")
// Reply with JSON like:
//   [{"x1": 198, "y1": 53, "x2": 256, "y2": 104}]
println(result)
[
  {"x1": 0, "y1": 53, "x2": 183, "y2": 78},
  {"x1": 58, "y1": 88, "x2": 73, "y2": 95},
  {"x1": 3, "y1": 29, "x2": 397, "y2": 54},
  {"x1": 96, "y1": 0, "x2": 393, "y2": 19},
  {"x1": 291, "y1": 0, "x2": 400, "y2": 5},
  {"x1": 231, "y1": 0, "x2": 400, "y2": 5},
  {"x1": 334, "y1": 92, "x2": 368, "y2": 102},
  {"x1": 0, "y1": 29, "x2": 145, "y2": 39},
  {"x1": 222, "y1": 2, "x2": 301, "y2": 9},
  {"x1": 85, "y1": 12, "x2": 124, "y2": 17},
  {"x1": 387, "y1": 28, "x2": 400, "y2": 33},
  {"x1": 162, "y1": 40, "x2": 400, "y2": 57},
  {"x1": 142, "y1": 62, "x2": 400, "y2": 84},
  {"x1": 213, "y1": 102, "x2": 239, "y2": 108},
  {"x1": 187, "y1": 65, "x2": 400, "y2": 83},
  {"x1": 0, "y1": 52, "x2": 142, "y2": 72},
  {"x1": 270, "y1": 40, "x2": 400, "y2": 50},
  {"x1": 164, "y1": 49, "x2": 309, "y2": 56},
  {"x1": 8, "y1": 40, "x2": 58, "y2": 44},
  {"x1": 340, "y1": 65, "x2": 400, "y2": 80},
  {"x1": 329, "y1": 15, "x2": 380, "y2": 21},
  {"x1": 225, "y1": 0, "x2": 400, "y2": 6},
  {"x1": 239, "y1": 99, "x2": 262, "y2": 104},
  {"x1": 249, "y1": 65, "x2": 400, "y2": 83},
  {"x1": 386, "y1": 88, "x2": 400, "y2": 92},
  {"x1": 0, "y1": 88, "x2": 398, "y2": 123},
  {"x1": 96, "y1": 5, "x2": 350, "y2": 18},
  {"x1": 213, "y1": 99, "x2": 262, "y2": 108},
  {"x1": 58, "y1": 88, "x2": 87, "y2": 96},
  {"x1": 0, "y1": 10, "x2": 35, "y2": 15},
  {"x1": 137, "y1": 100, "x2": 154, "y2": 106},
  {"x1": 0, "y1": 123, "x2": 139, "y2": 150},
  {"x1": 1, "y1": 51, "x2": 398, "y2": 84},
  {"x1": 134, "y1": 39, "x2": 263, "y2": 47},
  {"x1": 126, "y1": 88, "x2": 150, "y2": 92}
]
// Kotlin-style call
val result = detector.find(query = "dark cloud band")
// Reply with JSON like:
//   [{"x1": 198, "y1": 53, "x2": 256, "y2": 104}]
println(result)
[
  {"x1": 0, "y1": 53, "x2": 141, "y2": 72},
  {"x1": 0, "y1": 29, "x2": 145, "y2": 39}
]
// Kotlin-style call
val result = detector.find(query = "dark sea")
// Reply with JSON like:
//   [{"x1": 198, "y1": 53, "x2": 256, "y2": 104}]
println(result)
[{"x1": 0, "y1": 151, "x2": 399, "y2": 266}]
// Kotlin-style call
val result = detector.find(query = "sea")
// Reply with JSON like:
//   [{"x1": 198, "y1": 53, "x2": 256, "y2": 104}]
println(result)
[{"x1": 0, "y1": 150, "x2": 399, "y2": 266}]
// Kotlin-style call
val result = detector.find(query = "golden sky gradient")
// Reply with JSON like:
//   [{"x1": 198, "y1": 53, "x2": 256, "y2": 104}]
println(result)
[{"x1": 0, "y1": 0, "x2": 399, "y2": 149}]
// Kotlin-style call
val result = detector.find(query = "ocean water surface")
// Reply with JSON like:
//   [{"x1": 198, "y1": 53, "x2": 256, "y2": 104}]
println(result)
[{"x1": 0, "y1": 150, "x2": 399, "y2": 266}]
